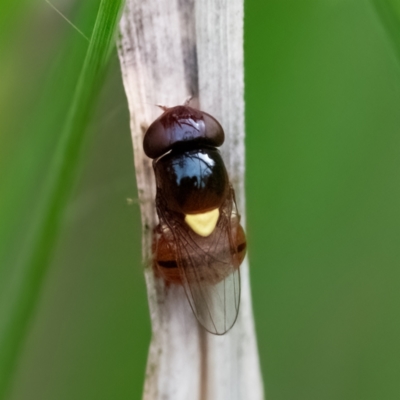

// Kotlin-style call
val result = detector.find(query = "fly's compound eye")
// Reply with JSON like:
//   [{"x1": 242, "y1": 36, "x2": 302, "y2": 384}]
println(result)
[
  {"x1": 154, "y1": 147, "x2": 229, "y2": 215},
  {"x1": 143, "y1": 105, "x2": 225, "y2": 159}
]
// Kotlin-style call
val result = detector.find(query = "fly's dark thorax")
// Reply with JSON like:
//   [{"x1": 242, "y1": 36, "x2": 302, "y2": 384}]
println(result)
[{"x1": 153, "y1": 146, "x2": 229, "y2": 215}]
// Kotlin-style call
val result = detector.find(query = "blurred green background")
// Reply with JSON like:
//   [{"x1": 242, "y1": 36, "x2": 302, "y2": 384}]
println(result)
[{"x1": 1, "y1": 0, "x2": 400, "y2": 399}]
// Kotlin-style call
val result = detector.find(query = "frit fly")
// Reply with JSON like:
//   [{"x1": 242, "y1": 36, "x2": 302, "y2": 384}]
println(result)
[{"x1": 144, "y1": 105, "x2": 246, "y2": 335}]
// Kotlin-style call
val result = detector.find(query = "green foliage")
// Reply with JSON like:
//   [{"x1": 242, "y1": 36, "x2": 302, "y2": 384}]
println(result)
[
  {"x1": 0, "y1": 0, "x2": 128, "y2": 398},
  {"x1": 246, "y1": 1, "x2": 400, "y2": 399}
]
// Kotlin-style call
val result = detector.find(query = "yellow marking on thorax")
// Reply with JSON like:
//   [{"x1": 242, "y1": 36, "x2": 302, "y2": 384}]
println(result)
[{"x1": 184, "y1": 208, "x2": 220, "y2": 237}]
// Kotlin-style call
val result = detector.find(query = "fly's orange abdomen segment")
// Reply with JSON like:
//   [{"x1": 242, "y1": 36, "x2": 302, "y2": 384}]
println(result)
[
  {"x1": 235, "y1": 223, "x2": 247, "y2": 266},
  {"x1": 152, "y1": 226, "x2": 181, "y2": 285},
  {"x1": 153, "y1": 216, "x2": 247, "y2": 287}
]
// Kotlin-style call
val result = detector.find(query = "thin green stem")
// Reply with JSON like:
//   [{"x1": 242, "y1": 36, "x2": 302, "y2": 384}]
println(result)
[{"x1": 0, "y1": 0, "x2": 124, "y2": 397}]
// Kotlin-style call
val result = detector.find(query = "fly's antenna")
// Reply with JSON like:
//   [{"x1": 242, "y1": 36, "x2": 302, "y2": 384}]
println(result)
[
  {"x1": 45, "y1": 0, "x2": 90, "y2": 42},
  {"x1": 183, "y1": 95, "x2": 193, "y2": 106},
  {"x1": 156, "y1": 104, "x2": 169, "y2": 111}
]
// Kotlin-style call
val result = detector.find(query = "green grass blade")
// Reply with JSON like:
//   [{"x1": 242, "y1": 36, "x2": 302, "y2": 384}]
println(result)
[{"x1": 0, "y1": 0, "x2": 125, "y2": 397}]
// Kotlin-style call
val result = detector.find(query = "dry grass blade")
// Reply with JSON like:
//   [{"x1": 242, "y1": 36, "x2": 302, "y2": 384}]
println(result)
[{"x1": 117, "y1": 0, "x2": 264, "y2": 398}]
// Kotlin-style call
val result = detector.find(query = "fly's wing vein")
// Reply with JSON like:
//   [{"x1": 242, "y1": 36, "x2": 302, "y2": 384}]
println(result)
[
  {"x1": 172, "y1": 213, "x2": 241, "y2": 335},
  {"x1": 155, "y1": 187, "x2": 241, "y2": 335}
]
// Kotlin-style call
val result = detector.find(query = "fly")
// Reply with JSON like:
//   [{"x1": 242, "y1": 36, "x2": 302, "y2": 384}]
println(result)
[{"x1": 144, "y1": 105, "x2": 246, "y2": 335}]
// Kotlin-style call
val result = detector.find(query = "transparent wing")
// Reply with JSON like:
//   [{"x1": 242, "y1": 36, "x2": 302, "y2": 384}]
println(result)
[
  {"x1": 156, "y1": 188, "x2": 242, "y2": 335},
  {"x1": 174, "y1": 224, "x2": 241, "y2": 334}
]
